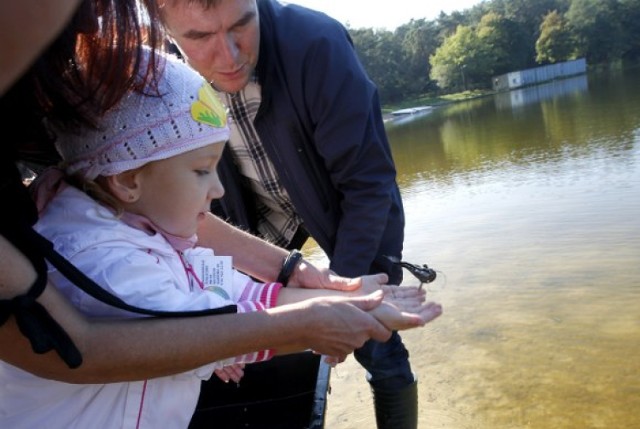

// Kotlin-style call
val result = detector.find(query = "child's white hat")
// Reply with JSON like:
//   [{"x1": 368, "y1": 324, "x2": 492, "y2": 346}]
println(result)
[{"x1": 54, "y1": 50, "x2": 230, "y2": 180}]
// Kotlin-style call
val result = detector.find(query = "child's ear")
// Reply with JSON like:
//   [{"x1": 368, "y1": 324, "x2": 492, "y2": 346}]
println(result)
[{"x1": 104, "y1": 170, "x2": 142, "y2": 203}]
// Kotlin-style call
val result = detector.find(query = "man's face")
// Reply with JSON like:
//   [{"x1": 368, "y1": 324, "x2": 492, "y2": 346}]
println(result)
[{"x1": 161, "y1": 0, "x2": 260, "y2": 94}]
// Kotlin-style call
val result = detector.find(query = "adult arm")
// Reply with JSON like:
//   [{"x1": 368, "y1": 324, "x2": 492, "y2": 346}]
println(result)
[
  {"x1": 276, "y1": 281, "x2": 442, "y2": 332},
  {"x1": 0, "y1": 0, "x2": 81, "y2": 94},
  {"x1": 197, "y1": 213, "x2": 360, "y2": 290},
  {"x1": 196, "y1": 213, "x2": 286, "y2": 281},
  {"x1": 302, "y1": 20, "x2": 402, "y2": 277},
  {"x1": 1, "y1": 234, "x2": 390, "y2": 383}
]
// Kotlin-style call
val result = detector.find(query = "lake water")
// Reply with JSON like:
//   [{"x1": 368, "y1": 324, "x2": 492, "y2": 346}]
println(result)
[{"x1": 307, "y1": 68, "x2": 640, "y2": 428}]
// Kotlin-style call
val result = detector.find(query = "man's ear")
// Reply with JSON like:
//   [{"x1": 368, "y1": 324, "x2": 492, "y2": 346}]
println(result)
[{"x1": 104, "y1": 170, "x2": 142, "y2": 203}]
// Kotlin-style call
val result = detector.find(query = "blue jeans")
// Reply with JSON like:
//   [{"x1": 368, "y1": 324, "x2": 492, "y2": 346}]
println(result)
[
  {"x1": 354, "y1": 330, "x2": 414, "y2": 391},
  {"x1": 356, "y1": 256, "x2": 414, "y2": 390}
]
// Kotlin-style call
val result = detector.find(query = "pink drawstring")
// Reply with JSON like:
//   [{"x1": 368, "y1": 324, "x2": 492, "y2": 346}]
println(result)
[
  {"x1": 29, "y1": 167, "x2": 68, "y2": 215},
  {"x1": 177, "y1": 251, "x2": 205, "y2": 290},
  {"x1": 121, "y1": 211, "x2": 198, "y2": 252}
]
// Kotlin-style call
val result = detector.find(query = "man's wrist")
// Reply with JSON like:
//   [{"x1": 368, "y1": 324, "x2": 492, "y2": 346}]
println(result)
[{"x1": 276, "y1": 249, "x2": 303, "y2": 286}]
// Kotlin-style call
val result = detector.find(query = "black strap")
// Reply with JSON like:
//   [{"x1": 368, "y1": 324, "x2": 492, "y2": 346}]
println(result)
[
  {"x1": 276, "y1": 249, "x2": 303, "y2": 287},
  {"x1": 1, "y1": 221, "x2": 83, "y2": 368},
  {"x1": 0, "y1": 160, "x2": 83, "y2": 367},
  {"x1": 2, "y1": 222, "x2": 240, "y2": 368},
  {"x1": 1, "y1": 161, "x2": 237, "y2": 368},
  {"x1": 28, "y1": 226, "x2": 238, "y2": 318}
]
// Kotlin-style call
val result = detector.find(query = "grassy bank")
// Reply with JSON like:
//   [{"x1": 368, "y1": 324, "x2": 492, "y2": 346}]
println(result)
[{"x1": 381, "y1": 89, "x2": 495, "y2": 114}]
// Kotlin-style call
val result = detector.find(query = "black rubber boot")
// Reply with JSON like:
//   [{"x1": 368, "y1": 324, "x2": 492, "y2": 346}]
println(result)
[{"x1": 371, "y1": 377, "x2": 418, "y2": 429}]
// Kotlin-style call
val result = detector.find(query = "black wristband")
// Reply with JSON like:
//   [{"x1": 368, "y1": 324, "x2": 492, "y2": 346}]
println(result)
[{"x1": 276, "y1": 249, "x2": 303, "y2": 286}]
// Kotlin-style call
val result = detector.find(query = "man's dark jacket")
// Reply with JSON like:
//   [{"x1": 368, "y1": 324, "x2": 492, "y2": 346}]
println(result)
[{"x1": 214, "y1": 0, "x2": 405, "y2": 281}]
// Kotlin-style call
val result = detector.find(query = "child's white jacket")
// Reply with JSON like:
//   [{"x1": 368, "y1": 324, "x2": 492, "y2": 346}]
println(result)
[{"x1": 0, "y1": 186, "x2": 282, "y2": 429}]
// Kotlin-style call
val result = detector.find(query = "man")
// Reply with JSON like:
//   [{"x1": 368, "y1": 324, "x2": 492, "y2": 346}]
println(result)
[{"x1": 159, "y1": 1, "x2": 416, "y2": 427}]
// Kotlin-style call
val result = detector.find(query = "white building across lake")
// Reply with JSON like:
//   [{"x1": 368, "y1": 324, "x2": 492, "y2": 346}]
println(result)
[{"x1": 492, "y1": 58, "x2": 587, "y2": 92}]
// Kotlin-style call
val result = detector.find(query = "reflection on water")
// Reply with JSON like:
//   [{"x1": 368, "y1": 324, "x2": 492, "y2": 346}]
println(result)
[
  {"x1": 317, "y1": 68, "x2": 640, "y2": 428},
  {"x1": 494, "y1": 74, "x2": 589, "y2": 110}
]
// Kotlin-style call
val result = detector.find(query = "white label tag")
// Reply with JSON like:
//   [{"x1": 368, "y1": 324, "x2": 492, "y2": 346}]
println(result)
[{"x1": 191, "y1": 255, "x2": 233, "y2": 290}]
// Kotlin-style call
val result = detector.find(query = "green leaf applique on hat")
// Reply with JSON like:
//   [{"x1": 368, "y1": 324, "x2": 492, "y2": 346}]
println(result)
[{"x1": 191, "y1": 82, "x2": 228, "y2": 128}]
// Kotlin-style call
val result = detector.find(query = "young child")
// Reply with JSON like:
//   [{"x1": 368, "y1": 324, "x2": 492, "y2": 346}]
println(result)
[{"x1": 0, "y1": 50, "x2": 441, "y2": 429}]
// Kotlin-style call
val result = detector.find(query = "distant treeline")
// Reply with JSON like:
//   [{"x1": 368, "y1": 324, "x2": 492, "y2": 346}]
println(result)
[{"x1": 347, "y1": 0, "x2": 640, "y2": 102}]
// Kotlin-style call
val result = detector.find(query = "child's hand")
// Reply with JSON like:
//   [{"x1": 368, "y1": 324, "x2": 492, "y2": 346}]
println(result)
[
  {"x1": 371, "y1": 286, "x2": 442, "y2": 331},
  {"x1": 380, "y1": 285, "x2": 426, "y2": 301},
  {"x1": 214, "y1": 363, "x2": 245, "y2": 384},
  {"x1": 323, "y1": 354, "x2": 347, "y2": 367}
]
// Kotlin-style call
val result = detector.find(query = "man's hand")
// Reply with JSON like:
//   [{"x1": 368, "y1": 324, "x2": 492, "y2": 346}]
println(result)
[{"x1": 289, "y1": 261, "x2": 388, "y2": 292}]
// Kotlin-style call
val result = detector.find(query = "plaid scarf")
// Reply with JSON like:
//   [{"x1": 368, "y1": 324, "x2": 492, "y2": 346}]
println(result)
[{"x1": 223, "y1": 81, "x2": 302, "y2": 247}]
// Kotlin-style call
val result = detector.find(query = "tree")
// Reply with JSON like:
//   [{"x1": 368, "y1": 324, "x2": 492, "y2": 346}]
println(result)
[
  {"x1": 350, "y1": 28, "x2": 407, "y2": 102},
  {"x1": 398, "y1": 19, "x2": 441, "y2": 94},
  {"x1": 350, "y1": 0, "x2": 639, "y2": 100},
  {"x1": 476, "y1": 12, "x2": 514, "y2": 76},
  {"x1": 430, "y1": 25, "x2": 490, "y2": 90},
  {"x1": 435, "y1": 11, "x2": 469, "y2": 42},
  {"x1": 566, "y1": 0, "x2": 625, "y2": 63},
  {"x1": 487, "y1": 0, "x2": 569, "y2": 67},
  {"x1": 536, "y1": 10, "x2": 576, "y2": 63},
  {"x1": 619, "y1": 0, "x2": 640, "y2": 60}
]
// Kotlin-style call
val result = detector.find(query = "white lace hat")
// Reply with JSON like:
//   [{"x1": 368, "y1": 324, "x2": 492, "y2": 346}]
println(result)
[{"x1": 54, "y1": 50, "x2": 229, "y2": 180}]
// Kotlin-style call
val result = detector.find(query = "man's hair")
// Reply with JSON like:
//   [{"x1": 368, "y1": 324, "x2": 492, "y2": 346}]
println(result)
[{"x1": 161, "y1": 0, "x2": 231, "y2": 17}]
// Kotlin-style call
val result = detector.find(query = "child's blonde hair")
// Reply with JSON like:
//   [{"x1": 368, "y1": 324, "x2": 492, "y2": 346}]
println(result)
[{"x1": 66, "y1": 174, "x2": 126, "y2": 216}]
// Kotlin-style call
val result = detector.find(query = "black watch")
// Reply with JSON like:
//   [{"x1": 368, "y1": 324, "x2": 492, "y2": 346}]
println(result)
[{"x1": 276, "y1": 249, "x2": 303, "y2": 286}]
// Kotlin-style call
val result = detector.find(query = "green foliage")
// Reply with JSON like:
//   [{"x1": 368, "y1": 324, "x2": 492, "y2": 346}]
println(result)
[
  {"x1": 476, "y1": 12, "x2": 513, "y2": 75},
  {"x1": 399, "y1": 19, "x2": 441, "y2": 94},
  {"x1": 429, "y1": 12, "x2": 522, "y2": 90},
  {"x1": 348, "y1": 0, "x2": 639, "y2": 101},
  {"x1": 536, "y1": 10, "x2": 576, "y2": 63},
  {"x1": 566, "y1": 0, "x2": 625, "y2": 63},
  {"x1": 430, "y1": 25, "x2": 473, "y2": 89},
  {"x1": 351, "y1": 28, "x2": 409, "y2": 102},
  {"x1": 619, "y1": 0, "x2": 640, "y2": 59}
]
